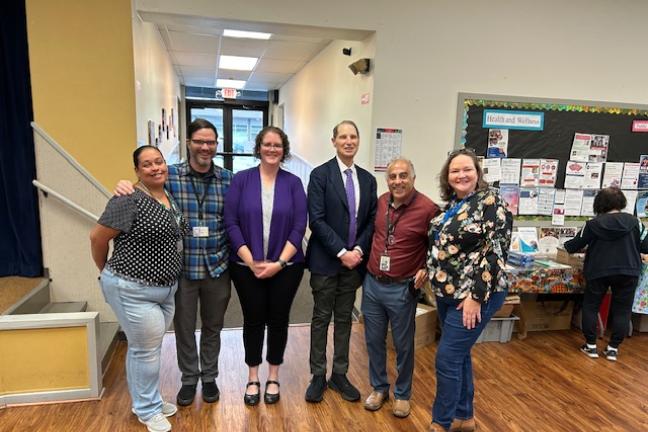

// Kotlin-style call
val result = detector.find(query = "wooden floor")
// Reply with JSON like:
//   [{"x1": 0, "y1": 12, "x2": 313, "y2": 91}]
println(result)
[{"x1": 2, "y1": 325, "x2": 648, "y2": 431}]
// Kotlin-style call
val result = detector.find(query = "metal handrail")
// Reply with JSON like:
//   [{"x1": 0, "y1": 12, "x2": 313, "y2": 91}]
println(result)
[
  {"x1": 33, "y1": 180, "x2": 99, "y2": 222},
  {"x1": 31, "y1": 122, "x2": 111, "y2": 199}
]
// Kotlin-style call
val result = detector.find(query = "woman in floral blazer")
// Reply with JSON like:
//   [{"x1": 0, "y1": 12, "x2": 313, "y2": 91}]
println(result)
[{"x1": 426, "y1": 149, "x2": 512, "y2": 432}]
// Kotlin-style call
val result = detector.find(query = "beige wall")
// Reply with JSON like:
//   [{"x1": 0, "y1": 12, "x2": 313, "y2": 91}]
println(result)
[
  {"x1": 132, "y1": 10, "x2": 182, "y2": 165},
  {"x1": 26, "y1": 0, "x2": 137, "y2": 189},
  {"x1": 279, "y1": 36, "x2": 375, "y2": 168},
  {"x1": 137, "y1": 0, "x2": 648, "y2": 200}
]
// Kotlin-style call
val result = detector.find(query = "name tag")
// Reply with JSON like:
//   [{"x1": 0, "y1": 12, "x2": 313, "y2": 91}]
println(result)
[
  {"x1": 193, "y1": 226, "x2": 209, "y2": 238},
  {"x1": 379, "y1": 255, "x2": 391, "y2": 272}
]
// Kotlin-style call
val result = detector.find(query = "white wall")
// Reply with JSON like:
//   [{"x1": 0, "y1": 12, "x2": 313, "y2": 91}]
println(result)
[
  {"x1": 132, "y1": 10, "x2": 181, "y2": 163},
  {"x1": 137, "y1": 0, "x2": 648, "y2": 200},
  {"x1": 279, "y1": 36, "x2": 375, "y2": 169}
]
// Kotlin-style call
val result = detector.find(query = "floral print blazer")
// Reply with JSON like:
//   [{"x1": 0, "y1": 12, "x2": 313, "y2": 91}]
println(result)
[{"x1": 427, "y1": 188, "x2": 513, "y2": 303}]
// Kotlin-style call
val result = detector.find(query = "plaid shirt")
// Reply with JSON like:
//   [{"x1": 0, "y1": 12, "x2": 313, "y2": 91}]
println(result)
[{"x1": 166, "y1": 162, "x2": 232, "y2": 280}]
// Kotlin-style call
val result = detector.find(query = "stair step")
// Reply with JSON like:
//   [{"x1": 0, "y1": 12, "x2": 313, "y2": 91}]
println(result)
[
  {"x1": 99, "y1": 321, "x2": 120, "y2": 375},
  {"x1": 39, "y1": 301, "x2": 88, "y2": 314},
  {"x1": 3, "y1": 278, "x2": 50, "y2": 315}
]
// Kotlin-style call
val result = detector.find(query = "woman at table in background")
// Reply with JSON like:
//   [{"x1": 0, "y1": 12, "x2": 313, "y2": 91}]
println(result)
[
  {"x1": 224, "y1": 126, "x2": 307, "y2": 406},
  {"x1": 564, "y1": 187, "x2": 648, "y2": 362},
  {"x1": 426, "y1": 148, "x2": 512, "y2": 432},
  {"x1": 90, "y1": 146, "x2": 187, "y2": 432}
]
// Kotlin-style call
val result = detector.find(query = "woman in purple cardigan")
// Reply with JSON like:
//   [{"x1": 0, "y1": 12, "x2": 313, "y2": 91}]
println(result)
[{"x1": 224, "y1": 126, "x2": 307, "y2": 406}]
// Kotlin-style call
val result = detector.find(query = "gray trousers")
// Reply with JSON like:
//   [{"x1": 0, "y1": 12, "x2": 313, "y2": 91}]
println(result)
[
  {"x1": 174, "y1": 271, "x2": 231, "y2": 385},
  {"x1": 309, "y1": 269, "x2": 362, "y2": 376}
]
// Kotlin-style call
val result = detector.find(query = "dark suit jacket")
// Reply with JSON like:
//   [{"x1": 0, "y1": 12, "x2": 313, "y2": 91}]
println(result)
[{"x1": 306, "y1": 157, "x2": 377, "y2": 276}]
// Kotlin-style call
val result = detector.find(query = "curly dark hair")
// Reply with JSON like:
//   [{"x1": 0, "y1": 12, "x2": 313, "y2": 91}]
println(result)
[
  {"x1": 254, "y1": 126, "x2": 291, "y2": 162},
  {"x1": 438, "y1": 148, "x2": 487, "y2": 201},
  {"x1": 593, "y1": 187, "x2": 627, "y2": 214}
]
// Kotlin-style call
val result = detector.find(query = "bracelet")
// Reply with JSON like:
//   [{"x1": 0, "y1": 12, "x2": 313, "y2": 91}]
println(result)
[{"x1": 277, "y1": 259, "x2": 287, "y2": 268}]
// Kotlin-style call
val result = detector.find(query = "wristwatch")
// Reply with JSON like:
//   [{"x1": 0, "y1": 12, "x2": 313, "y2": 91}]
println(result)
[{"x1": 277, "y1": 259, "x2": 287, "y2": 268}]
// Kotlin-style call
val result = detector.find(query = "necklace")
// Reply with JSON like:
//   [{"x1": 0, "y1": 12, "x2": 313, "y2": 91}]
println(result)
[{"x1": 136, "y1": 182, "x2": 167, "y2": 204}]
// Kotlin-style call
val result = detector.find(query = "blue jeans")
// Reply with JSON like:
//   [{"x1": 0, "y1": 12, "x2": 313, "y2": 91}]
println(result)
[
  {"x1": 362, "y1": 274, "x2": 417, "y2": 399},
  {"x1": 100, "y1": 268, "x2": 176, "y2": 421},
  {"x1": 433, "y1": 290, "x2": 507, "y2": 429}
]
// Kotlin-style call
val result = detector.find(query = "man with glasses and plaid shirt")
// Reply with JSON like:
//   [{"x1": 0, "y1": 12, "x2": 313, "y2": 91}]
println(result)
[{"x1": 115, "y1": 118, "x2": 232, "y2": 408}]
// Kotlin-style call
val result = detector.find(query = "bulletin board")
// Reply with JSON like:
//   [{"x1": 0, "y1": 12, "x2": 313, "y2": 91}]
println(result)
[{"x1": 454, "y1": 93, "x2": 648, "y2": 189}]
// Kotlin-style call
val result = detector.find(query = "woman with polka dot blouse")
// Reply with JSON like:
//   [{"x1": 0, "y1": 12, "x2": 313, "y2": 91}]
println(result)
[{"x1": 90, "y1": 146, "x2": 187, "y2": 432}]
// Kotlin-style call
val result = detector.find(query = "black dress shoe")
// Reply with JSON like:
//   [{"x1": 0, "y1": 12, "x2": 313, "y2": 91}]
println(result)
[
  {"x1": 244, "y1": 381, "x2": 261, "y2": 406},
  {"x1": 176, "y1": 384, "x2": 197, "y2": 406},
  {"x1": 202, "y1": 381, "x2": 220, "y2": 403},
  {"x1": 328, "y1": 373, "x2": 360, "y2": 401},
  {"x1": 305, "y1": 375, "x2": 327, "y2": 403},
  {"x1": 264, "y1": 380, "x2": 281, "y2": 404}
]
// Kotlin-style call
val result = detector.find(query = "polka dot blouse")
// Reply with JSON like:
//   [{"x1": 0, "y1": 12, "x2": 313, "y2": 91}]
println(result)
[{"x1": 98, "y1": 189, "x2": 187, "y2": 286}]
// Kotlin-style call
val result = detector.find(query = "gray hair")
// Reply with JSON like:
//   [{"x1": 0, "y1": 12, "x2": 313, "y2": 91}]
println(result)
[{"x1": 385, "y1": 158, "x2": 416, "y2": 179}]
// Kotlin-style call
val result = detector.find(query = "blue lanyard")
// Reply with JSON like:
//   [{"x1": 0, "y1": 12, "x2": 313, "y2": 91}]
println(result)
[{"x1": 433, "y1": 196, "x2": 469, "y2": 241}]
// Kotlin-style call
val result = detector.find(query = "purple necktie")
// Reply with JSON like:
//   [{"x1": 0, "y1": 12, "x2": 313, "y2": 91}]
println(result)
[{"x1": 345, "y1": 168, "x2": 357, "y2": 248}]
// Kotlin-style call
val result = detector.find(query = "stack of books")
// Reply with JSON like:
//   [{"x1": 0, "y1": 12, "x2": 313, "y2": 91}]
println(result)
[{"x1": 507, "y1": 251, "x2": 535, "y2": 268}]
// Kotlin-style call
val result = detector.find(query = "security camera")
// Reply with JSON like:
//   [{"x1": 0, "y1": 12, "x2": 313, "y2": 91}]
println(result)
[
  {"x1": 348, "y1": 58, "x2": 371, "y2": 75},
  {"x1": 342, "y1": 47, "x2": 352, "y2": 56}
]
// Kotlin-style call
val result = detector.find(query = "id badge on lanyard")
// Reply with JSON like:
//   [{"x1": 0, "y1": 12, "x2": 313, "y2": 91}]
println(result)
[
  {"x1": 191, "y1": 176, "x2": 211, "y2": 238},
  {"x1": 379, "y1": 254, "x2": 391, "y2": 272}
]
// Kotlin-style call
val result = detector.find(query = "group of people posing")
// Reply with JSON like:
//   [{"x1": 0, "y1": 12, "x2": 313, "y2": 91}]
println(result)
[{"x1": 91, "y1": 117, "x2": 646, "y2": 432}]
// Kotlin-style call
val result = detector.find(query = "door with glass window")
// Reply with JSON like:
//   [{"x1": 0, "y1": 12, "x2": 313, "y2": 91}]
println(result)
[{"x1": 187, "y1": 101, "x2": 267, "y2": 173}]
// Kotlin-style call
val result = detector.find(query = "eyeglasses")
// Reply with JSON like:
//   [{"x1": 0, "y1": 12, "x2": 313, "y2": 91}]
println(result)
[
  {"x1": 447, "y1": 148, "x2": 477, "y2": 157},
  {"x1": 261, "y1": 143, "x2": 283, "y2": 149},
  {"x1": 191, "y1": 139, "x2": 217, "y2": 147}
]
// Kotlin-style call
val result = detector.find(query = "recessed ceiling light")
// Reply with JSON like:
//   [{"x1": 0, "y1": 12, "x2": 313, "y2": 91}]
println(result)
[
  {"x1": 216, "y1": 79, "x2": 246, "y2": 89},
  {"x1": 223, "y1": 29, "x2": 272, "y2": 40},
  {"x1": 219, "y1": 55, "x2": 258, "y2": 71}
]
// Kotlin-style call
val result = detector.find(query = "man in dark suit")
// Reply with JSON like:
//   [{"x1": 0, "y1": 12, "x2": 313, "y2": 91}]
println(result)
[{"x1": 305, "y1": 120, "x2": 377, "y2": 403}]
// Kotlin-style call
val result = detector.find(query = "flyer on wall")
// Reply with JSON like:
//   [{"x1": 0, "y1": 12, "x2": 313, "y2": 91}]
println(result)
[
  {"x1": 621, "y1": 162, "x2": 640, "y2": 189},
  {"x1": 374, "y1": 128, "x2": 403, "y2": 171},
  {"x1": 602, "y1": 162, "x2": 624, "y2": 188},
  {"x1": 487, "y1": 129, "x2": 508, "y2": 158},
  {"x1": 499, "y1": 184, "x2": 520, "y2": 215},
  {"x1": 623, "y1": 190, "x2": 638, "y2": 215},
  {"x1": 501, "y1": 158, "x2": 522, "y2": 184}
]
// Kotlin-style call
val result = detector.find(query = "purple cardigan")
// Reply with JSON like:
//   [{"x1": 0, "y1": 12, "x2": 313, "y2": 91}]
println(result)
[{"x1": 224, "y1": 166, "x2": 307, "y2": 263}]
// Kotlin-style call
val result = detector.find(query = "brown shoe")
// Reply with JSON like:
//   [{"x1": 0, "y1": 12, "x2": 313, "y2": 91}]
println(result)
[
  {"x1": 364, "y1": 390, "x2": 389, "y2": 411},
  {"x1": 392, "y1": 399, "x2": 411, "y2": 418},
  {"x1": 429, "y1": 423, "x2": 447, "y2": 432},
  {"x1": 450, "y1": 417, "x2": 476, "y2": 432}
]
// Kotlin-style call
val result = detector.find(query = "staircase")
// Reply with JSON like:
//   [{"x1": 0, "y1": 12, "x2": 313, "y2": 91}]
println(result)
[{"x1": 0, "y1": 274, "x2": 119, "y2": 407}]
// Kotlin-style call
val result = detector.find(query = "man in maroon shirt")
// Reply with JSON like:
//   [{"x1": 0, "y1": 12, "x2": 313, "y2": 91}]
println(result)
[{"x1": 361, "y1": 158, "x2": 439, "y2": 418}]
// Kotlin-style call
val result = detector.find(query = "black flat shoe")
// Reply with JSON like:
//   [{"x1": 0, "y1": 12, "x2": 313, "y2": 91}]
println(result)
[
  {"x1": 264, "y1": 380, "x2": 281, "y2": 404},
  {"x1": 244, "y1": 381, "x2": 261, "y2": 406}
]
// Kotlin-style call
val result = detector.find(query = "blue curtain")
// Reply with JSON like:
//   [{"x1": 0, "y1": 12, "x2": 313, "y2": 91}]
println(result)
[{"x1": 0, "y1": 0, "x2": 43, "y2": 276}]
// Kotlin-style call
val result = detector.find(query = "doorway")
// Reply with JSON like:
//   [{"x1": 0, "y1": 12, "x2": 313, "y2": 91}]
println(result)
[{"x1": 187, "y1": 99, "x2": 268, "y2": 173}]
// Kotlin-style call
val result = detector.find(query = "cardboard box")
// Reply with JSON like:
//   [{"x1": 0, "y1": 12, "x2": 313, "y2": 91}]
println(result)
[
  {"x1": 519, "y1": 299, "x2": 574, "y2": 332},
  {"x1": 632, "y1": 313, "x2": 648, "y2": 332},
  {"x1": 387, "y1": 303, "x2": 437, "y2": 350},
  {"x1": 555, "y1": 248, "x2": 584, "y2": 270}
]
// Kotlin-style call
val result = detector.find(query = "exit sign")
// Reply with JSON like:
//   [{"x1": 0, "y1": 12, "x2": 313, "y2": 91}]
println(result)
[{"x1": 222, "y1": 88, "x2": 237, "y2": 99}]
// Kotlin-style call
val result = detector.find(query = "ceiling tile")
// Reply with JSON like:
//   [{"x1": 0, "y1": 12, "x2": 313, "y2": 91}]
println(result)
[
  {"x1": 219, "y1": 38, "x2": 269, "y2": 57},
  {"x1": 216, "y1": 69, "x2": 252, "y2": 81},
  {"x1": 167, "y1": 30, "x2": 220, "y2": 54},
  {"x1": 255, "y1": 58, "x2": 305, "y2": 74},
  {"x1": 172, "y1": 51, "x2": 217, "y2": 68}
]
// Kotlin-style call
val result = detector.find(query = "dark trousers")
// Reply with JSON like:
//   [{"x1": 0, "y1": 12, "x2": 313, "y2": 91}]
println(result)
[
  {"x1": 174, "y1": 272, "x2": 232, "y2": 385},
  {"x1": 362, "y1": 273, "x2": 417, "y2": 400},
  {"x1": 433, "y1": 290, "x2": 507, "y2": 429},
  {"x1": 309, "y1": 269, "x2": 362, "y2": 376},
  {"x1": 230, "y1": 263, "x2": 304, "y2": 366},
  {"x1": 583, "y1": 275, "x2": 638, "y2": 348}
]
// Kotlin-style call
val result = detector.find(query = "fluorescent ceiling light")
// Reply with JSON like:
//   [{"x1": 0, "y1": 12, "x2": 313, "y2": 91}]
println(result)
[
  {"x1": 223, "y1": 29, "x2": 272, "y2": 40},
  {"x1": 219, "y1": 55, "x2": 258, "y2": 71},
  {"x1": 216, "y1": 79, "x2": 246, "y2": 89}
]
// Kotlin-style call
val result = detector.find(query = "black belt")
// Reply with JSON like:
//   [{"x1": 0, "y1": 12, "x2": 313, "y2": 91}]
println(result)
[{"x1": 369, "y1": 272, "x2": 411, "y2": 285}]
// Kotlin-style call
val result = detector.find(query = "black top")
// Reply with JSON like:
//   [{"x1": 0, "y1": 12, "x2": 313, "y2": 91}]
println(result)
[
  {"x1": 564, "y1": 212, "x2": 648, "y2": 280},
  {"x1": 98, "y1": 189, "x2": 187, "y2": 286},
  {"x1": 427, "y1": 188, "x2": 513, "y2": 303}
]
